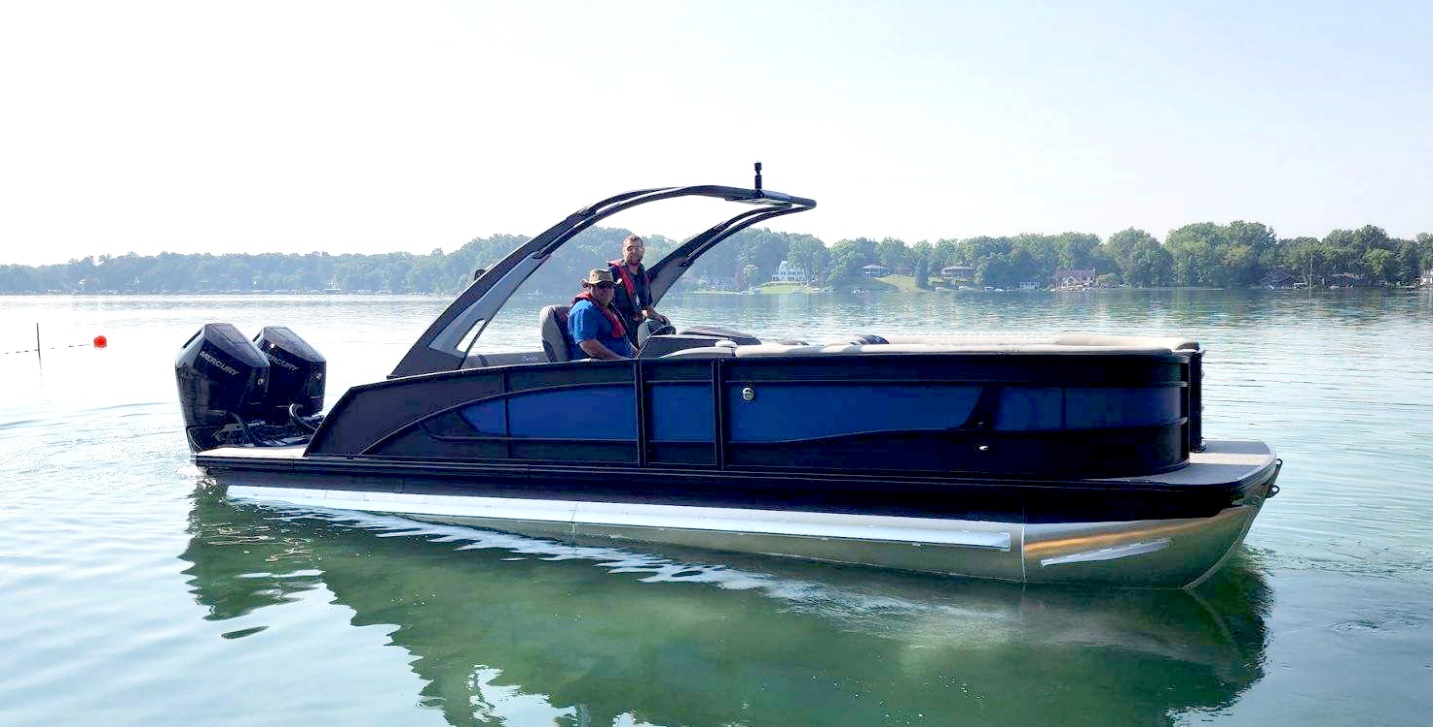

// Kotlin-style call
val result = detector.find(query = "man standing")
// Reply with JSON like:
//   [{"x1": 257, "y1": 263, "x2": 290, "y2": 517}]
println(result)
[
  {"x1": 567, "y1": 269, "x2": 633, "y2": 361},
  {"x1": 607, "y1": 234, "x2": 670, "y2": 345}
]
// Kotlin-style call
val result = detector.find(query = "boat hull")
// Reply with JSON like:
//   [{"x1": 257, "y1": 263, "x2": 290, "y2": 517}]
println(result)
[{"x1": 213, "y1": 439, "x2": 1279, "y2": 588}]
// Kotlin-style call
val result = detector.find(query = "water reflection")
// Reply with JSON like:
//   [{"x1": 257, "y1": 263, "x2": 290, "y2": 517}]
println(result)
[{"x1": 181, "y1": 487, "x2": 1271, "y2": 727}]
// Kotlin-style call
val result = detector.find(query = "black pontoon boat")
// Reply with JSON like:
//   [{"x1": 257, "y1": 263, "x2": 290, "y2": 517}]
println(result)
[{"x1": 177, "y1": 166, "x2": 1280, "y2": 588}]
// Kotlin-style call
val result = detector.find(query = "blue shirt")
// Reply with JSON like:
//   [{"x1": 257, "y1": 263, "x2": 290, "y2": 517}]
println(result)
[{"x1": 567, "y1": 299, "x2": 633, "y2": 360}]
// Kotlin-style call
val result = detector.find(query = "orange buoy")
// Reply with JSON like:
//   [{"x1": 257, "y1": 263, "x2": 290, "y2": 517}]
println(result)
[{"x1": 93, "y1": 335, "x2": 108, "y2": 348}]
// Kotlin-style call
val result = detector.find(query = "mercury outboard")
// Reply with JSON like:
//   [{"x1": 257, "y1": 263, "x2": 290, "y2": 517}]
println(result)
[
  {"x1": 253, "y1": 326, "x2": 326, "y2": 424},
  {"x1": 176, "y1": 323, "x2": 325, "y2": 452}
]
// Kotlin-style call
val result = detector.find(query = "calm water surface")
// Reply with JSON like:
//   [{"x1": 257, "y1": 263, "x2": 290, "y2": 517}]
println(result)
[{"x1": 1, "y1": 290, "x2": 1430, "y2": 726}]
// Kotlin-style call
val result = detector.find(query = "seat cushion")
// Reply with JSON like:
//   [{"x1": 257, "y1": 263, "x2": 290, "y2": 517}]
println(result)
[{"x1": 538, "y1": 305, "x2": 572, "y2": 362}]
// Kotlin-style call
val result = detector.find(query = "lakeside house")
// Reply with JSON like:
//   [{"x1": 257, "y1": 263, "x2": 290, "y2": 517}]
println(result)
[
  {"x1": 696, "y1": 275, "x2": 736, "y2": 291},
  {"x1": 1422, "y1": 268, "x2": 1433, "y2": 287},
  {"x1": 861, "y1": 264, "x2": 890, "y2": 278},
  {"x1": 1051, "y1": 269, "x2": 1096, "y2": 288},
  {"x1": 1260, "y1": 269, "x2": 1299, "y2": 288},
  {"x1": 940, "y1": 264, "x2": 975, "y2": 280},
  {"x1": 771, "y1": 260, "x2": 808, "y2": 283}
]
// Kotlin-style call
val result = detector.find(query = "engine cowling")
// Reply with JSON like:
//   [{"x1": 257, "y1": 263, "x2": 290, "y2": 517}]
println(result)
[
  {"x1": 254, "y1": 326, "x2": 326, "y2": 425},
  {"x1": 176, "y1": 323, "x2": 326, "y2": 452},
  {"x1": 175, "y1": 323, "x2": 270, "y2": 452}
]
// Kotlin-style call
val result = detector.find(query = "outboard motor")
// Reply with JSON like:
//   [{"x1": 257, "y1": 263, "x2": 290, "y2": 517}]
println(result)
[
  {"x1": 176, "y1": 323, "x2": 271, "y2": 452},
  {"x1": 253, "y1": 326, "x2": 326, "y2": 425},
  {"x1": 176, "y1": 323, "x2": 327, "y2": 452}
]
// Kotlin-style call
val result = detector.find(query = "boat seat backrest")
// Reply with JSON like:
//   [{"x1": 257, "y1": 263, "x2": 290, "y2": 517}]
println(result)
[
  {"x1": 660, "y1": 346, "x2": 737, "y2": 359},
  {"x1": 538, "y1": 305, "x2": 573, "y2": 363},
  {"x1": 638, "y1": 334, "x2": 736, "y2": 359},
  {"x1": 1052, "y1": 333, "x2": 1200, "y2": 351},
  {"x1": 823, "y1": 333, "x2": 889, "y2": 346},
  {"x1": 731, "y1": 342, "x2": 1179, "y2": 357},
  {"x1": 882, "y1": 333, "x2": 1199, "y2": 352}
]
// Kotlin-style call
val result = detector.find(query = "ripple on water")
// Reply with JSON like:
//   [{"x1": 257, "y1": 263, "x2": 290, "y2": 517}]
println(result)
[{"x1": 1327, "y1": 609, "x2": 1432, "y2": 636}]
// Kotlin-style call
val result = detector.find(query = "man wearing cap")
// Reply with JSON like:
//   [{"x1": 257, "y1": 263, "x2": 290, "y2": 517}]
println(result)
[
  {"x1": 567, "y1": 269, "x2": 634, "y2": 361},
  {"x1": 607, "y1": 234, "x2": 669, "y2": 345}
]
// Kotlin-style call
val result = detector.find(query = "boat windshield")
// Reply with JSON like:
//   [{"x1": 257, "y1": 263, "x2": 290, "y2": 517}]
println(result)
[
  {"x1": 389, "y1": 180, "x2": 816, "y2": 377},
  {"x1": 460, "y1": 227, "x2": 682, "y2": 354}
]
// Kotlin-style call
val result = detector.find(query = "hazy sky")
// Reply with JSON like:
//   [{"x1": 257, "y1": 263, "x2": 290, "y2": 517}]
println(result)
[{"x1": 2, "y1": 1, "x2": 1429, "y2": 266}]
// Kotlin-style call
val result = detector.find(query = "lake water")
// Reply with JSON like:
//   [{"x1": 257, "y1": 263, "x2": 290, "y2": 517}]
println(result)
[{"x1": 1, "y1": 290, "x2": 1430, "y2": 727}]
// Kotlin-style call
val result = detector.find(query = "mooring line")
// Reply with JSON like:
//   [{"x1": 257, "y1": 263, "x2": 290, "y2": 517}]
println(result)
[{"x1": 3, "y1": 343, "x2": 102, "y2": 354}]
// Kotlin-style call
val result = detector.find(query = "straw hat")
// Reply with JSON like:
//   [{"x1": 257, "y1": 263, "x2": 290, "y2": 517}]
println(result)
[{"x1": 581, "y1": 269, "x2": 617, "y2": 287}]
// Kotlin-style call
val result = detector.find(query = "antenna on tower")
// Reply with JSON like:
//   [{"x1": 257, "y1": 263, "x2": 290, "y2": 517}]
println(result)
[{"x1": 753, "y1": 161, "x2": 763, "y2": 194}]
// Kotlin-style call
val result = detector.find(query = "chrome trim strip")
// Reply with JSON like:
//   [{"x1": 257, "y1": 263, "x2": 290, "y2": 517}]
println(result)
[{"x1": 226, "y1": 486, "x2": 1013, "y2": 550}]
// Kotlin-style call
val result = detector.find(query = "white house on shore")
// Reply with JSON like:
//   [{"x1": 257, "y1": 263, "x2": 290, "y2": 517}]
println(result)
[
  {"x1": 861, "y1": 264, "x2": 890, "y2": 278},
  {"x1": 771, "y1": 260, "x2": 808, "y2": 283},
  {"x1": 1051, "y1": 269, "x2": 1096, "y2": 288},
  {"x1": 1422, "y1": 268, "x2": 1433, "y2": 287}
]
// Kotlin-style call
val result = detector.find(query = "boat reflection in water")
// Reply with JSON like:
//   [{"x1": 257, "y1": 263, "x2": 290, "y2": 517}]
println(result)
[{"x1": 181, "y1": 486, "x2": 1271, "y2": 727}]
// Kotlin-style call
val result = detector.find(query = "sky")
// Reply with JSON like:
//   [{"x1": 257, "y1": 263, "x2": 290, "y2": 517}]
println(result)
[{"x1": 1, "y1": 0, "x2": 1430, "y2": 266}]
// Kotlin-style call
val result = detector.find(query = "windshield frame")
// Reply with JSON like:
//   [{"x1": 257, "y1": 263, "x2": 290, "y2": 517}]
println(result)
[{"x1": 389, "y1": 183, "x2": 816, "y2": 377}]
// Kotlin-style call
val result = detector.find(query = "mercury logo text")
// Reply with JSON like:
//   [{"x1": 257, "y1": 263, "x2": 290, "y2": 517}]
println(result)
[{"x1": 199, "y1": 351, "x2": 240, "y2": 376}]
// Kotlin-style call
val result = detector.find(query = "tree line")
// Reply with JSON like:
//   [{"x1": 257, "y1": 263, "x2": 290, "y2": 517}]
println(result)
[{"x1": 2, "y1": 222, "x2": 1430, "y2": 295}]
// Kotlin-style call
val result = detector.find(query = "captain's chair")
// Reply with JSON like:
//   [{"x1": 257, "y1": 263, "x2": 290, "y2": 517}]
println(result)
[{"x1": 538, "y1": 305, "x2": 573, "y2": 362}]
